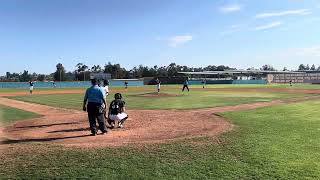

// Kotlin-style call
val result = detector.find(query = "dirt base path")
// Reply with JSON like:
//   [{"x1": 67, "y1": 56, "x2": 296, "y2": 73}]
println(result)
[{"x1": 0, "y1": 95, "x2": 319, "y2": 148}]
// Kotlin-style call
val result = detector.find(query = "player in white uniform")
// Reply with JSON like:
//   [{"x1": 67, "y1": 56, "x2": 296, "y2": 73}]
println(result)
[
  {"x1": 103, "y1": 79, "x2": 110, "y2": 96},
  {"x1": 155, "y1": 78, "x2": 161, "y2": 94}
]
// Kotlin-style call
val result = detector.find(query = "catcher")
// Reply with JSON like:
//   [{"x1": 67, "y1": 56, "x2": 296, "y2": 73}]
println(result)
[{"x1": 106, "y1": 93, "x2": 128, "y2": 128}]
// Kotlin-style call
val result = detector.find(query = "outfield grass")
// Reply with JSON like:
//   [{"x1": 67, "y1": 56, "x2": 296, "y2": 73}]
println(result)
[
  {"x1": 193, "y1": 83, "x2": 320, "y2": 89},
  {"x1": 0, "y1": 83, "x2": 320, "y2": 93},
  {"x1": 8, "y1": 89, "x2": 309, "y2": 110},
  {"x1": 1, "y1": 100, "x2": 319, "y2": 179},
  {"x1": 0, "y1": 105, "x2": 40, "y2": 124},
  {"x1": 0, "y1": 87, "x2": 87, "y2": 92}
]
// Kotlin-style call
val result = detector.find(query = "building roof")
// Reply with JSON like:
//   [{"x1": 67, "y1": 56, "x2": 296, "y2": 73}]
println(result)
[{"x1": 179, "y1": 70, "x2": 307, "y2": 75}]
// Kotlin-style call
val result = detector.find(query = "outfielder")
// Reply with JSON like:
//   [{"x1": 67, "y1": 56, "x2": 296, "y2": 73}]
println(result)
[{"x1": 107, "y1": 93, "x2": 128, "y2": 129}]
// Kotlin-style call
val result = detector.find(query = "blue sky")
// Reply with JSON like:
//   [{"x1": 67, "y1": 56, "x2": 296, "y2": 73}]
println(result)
[{"x1": 1, "y1": 0, "x2": 320, "y2": 75}]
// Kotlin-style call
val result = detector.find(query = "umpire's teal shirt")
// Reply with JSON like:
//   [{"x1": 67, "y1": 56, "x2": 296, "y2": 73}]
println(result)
[{"x1": 84, "y1": 85, "x2": 105, "y2": 104}]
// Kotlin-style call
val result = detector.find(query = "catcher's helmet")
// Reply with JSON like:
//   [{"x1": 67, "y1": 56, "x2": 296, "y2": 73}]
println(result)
[{"x1": 114, "y1": 93, "x2": 122, "y2": 99}]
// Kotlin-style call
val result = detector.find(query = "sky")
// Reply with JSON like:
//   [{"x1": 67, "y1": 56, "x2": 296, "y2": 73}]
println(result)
[{"x1": 0, "y1": 0, "x2": 320, "y2": 75}]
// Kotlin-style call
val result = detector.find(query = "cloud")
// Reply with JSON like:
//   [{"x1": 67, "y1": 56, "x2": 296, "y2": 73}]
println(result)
[
  {"x1": 219, "y1": 4, "x2": 242, "y2": 13},
  {"x1": 168, "y1": 35, "x2": 193, "y2": 47},
  {"x1": 295, "y1": 46, "x2": 320, "y2": 57},
  {"x1": 255, "y1": 9, "x2": 312, "y2": 19},
  {"x1": 251, "y1": 21, "x2": 282, "y2": 31},
  {"x1": 221, "y1": 24, "x2": 244, "y2": 35}
]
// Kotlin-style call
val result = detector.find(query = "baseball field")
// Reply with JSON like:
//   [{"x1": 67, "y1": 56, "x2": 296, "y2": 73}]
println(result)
[{"x1": 0, "y1": 84, "x2": 320, "y2": 179}]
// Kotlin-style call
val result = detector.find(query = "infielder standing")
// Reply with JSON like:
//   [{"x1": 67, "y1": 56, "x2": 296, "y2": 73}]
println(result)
[
  {"x1": 155, "y1": 78, "x2": 161, "y2": 94},
  {"x1": 201, "y1": 79, "x2": 206, "y2": 88}
]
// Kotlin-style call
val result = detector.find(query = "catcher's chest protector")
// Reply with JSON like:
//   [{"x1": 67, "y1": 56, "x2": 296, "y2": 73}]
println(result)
[{"x1": 110, "y1": 100, "x2": 122, "y2": 115}]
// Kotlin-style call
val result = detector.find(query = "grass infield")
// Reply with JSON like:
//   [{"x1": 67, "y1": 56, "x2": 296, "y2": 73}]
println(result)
[{"x1": 0, "y1": 105, "x2": 40, "y2": 124}]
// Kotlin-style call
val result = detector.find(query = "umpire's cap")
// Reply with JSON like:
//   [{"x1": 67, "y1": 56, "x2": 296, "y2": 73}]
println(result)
[{"x1": 114, "y1": 93, "x2": 122, "y2": 99}]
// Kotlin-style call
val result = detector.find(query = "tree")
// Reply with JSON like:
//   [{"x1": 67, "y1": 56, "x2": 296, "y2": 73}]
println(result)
[
  {"x1": 75, "y1": 63, "x2": 88, "y2": 73},
  {"x1": 91, "y1": 65, "x2": 102, "y2": 73},
  {"x1": 6, "y1": 72, "x2": 10, "y2": 79},
  {"x1": 311, "y1": 64, "x2": 316, "y2": 71},
  {"x1": 104, "y1": 62, "x2": 127, "y2": 79},
  {"x1": 298, "y1": 64, "x2": 306, "y2": 71},
  {"x1": 65, "y1": 72, "x2": 75, "y2": 81},
  {"x1": 54, "y1": 63, "x2": 66, "y2": 81},
  {"x1": 19, "y1": 70, "x2": 31, "y2": 82},
  {"x1": 282, "y1": 67, "x2": 288, "y2": 71},
  {"x1": 75, "y1": 63, "x2": 89, "y2": 81},
  {"x1": 260, "y1": 64, "x2": 276, "y2": 71},
  {"x1": 306, "y1": 64, "x2": 310, "y2": 70},
  {"x1": 37, "y1": 74, "x2": 46, "y2": 81},
  {"x1": 167, "y1": 63, "x2": 178, "y2": 76}
]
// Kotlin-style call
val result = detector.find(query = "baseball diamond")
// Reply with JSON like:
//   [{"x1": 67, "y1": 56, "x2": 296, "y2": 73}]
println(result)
[{"x1": 1, "y1": 1, "x2": 320, "y2": 179}]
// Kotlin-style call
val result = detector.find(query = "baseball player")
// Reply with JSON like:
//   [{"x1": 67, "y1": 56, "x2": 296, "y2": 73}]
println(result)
[
  {"x1": 201, "y1": 79, "x2": 206, "y2": 88},
  {"x1": 29, "y1": 81, "x2": 34, "y2": 94},
  {"x1": 103, "y1": 79, "x2": 110, "y2": 96},
  {"x1": 182, "y1": 78, "x2": 190, "y2": 92},
  {"x1": 124, "y1": 81, "x2": 128, "y2": 89},
  {"x1": 107, "y1": 93, "x2": 128, "y2": 129},
  {"x1": 155, "y1": 78, "x2": 161, "y2": 94}
]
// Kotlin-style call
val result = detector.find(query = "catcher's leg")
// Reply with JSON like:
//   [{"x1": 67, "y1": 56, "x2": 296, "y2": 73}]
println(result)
[
  {"x1": 118, "y1": 115, "x2": 128, "y2": 128},
  {"x1": 107, "y1": 118, "x2": 115, "y2": 129}
]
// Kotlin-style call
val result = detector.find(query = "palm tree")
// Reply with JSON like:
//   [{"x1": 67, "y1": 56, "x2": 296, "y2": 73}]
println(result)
[{"x1": 76, "y1": 63, "x2": 83, "y2": 73}]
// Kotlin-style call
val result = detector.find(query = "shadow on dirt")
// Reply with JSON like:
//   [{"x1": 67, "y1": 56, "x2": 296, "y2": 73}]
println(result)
[
  {"x1": 1, "y1": 134, "x2": 93, "y2": 144},
  {"x1": 48, "y1": 127, "x2": 91, "y2": 133},
  {"x1": 15, "y1": 122, "x2": 84, "y2": 129}
]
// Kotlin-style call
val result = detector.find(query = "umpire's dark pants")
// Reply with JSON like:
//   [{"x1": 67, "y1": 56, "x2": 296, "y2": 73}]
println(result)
[
  {"x1": 182, "y1": 85, "x2": 189, "y2": 91},
  {"x1": 87, "y1": 102, "x2": 107, "y2": 134}
]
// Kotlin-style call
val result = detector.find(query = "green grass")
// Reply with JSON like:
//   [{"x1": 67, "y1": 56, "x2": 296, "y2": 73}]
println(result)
[
  {"x1": 0, "y1": 87, "x2": 87, "y2": 92},
  {"x1": 8, "y1": 89, "x2": 309, "y2": 110},
  {"x1": 1, "y1": 100, "x2": 320, "y2": 179},
  {"x1": 186, "y1": 83, "x2": 320, "y2": 89},
  {"x1": 0, "y1": 83, "x2": 320, "y2": 93},
  {"x1": 0, "y1": 105, "x2": 41, "y2": 124}
]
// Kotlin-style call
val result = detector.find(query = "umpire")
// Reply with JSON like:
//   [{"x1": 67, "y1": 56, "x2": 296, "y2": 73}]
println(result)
[{"x1": 83, "y1": 78, "x2": 107, "y2": 136}]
